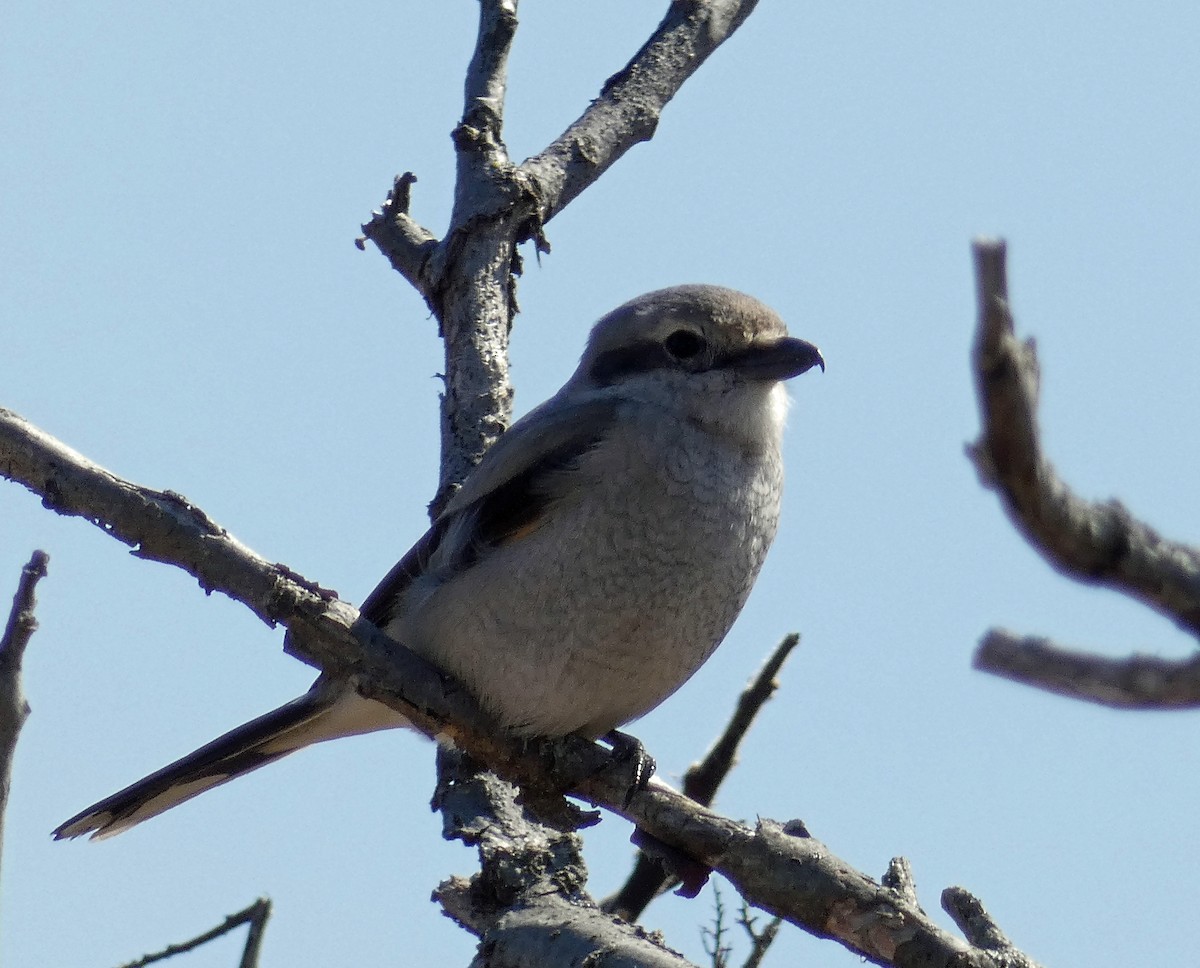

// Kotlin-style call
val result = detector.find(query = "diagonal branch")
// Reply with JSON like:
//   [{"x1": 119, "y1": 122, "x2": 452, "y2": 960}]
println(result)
[
  {"x1": 968, "y1": 239, "x2": 1200, "y2": 704},
  {"x1": 116, "y1": 897, "x2": 273, "y2": 968},
  {"x1": 0, "y1": 407, "x2": 521, "y2": 760},
  {"x1": 0, "y1": 406, "x2": 1042, "y2": 968},
  {"x1": 521, "y1": 0, "x2": 761, "y2": 223},
  {"x1": 355, "y1": 172, "x2": 438, "y2": 303},
  {"x1": 942, "y1": 887, "x2": 1040, "y2": 968}
]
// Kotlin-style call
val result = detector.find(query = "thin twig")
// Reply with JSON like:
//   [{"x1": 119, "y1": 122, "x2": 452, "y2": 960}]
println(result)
[
  {"x1": 603, "y1": 635, "x2": 800, "y2": 920},
  {"x1": 0, "y1": 550, "x2": 48, "y2": 875},
  {"x1": 116, "y1": 897, "x2": 273, "y2": 968},
  {"x1": 684, "y1": 634, "x2": 800, "y2": 804},
  {"x1": 700, "y1": 882, "x2": 731, "y2": 968},
  {"x1": 737, "y1": 900, "x2": 782, "y2": 968}
]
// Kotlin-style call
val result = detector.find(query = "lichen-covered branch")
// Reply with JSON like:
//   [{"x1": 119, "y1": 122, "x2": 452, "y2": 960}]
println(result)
[
  {"x1": 0, "y1": 549, "x2": 48, "y2": 876},
  {"x1": 0, "y1": 409, "x2": 1041, "y2": 967},
  {"x1": 969, "y1": 238, "x2": 1200, "y2": 704}
]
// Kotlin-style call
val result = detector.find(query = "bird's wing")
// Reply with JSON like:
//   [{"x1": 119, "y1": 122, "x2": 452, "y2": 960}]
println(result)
[
  {"x1": 358, "y1": 393, "x2": 621, "y2": 626},
  {"x1": 55, "y1": 396, "x2": 620, "y2": 840}
]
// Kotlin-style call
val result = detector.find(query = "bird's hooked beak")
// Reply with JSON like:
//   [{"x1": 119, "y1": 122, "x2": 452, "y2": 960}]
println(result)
[{"x1": 730, "y1": 337, "x2": 825, "y2": 381}]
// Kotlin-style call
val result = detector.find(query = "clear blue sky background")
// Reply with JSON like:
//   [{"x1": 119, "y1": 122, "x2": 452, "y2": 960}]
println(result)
[{"x1": 3, "y1": 3, "x2": 1199, "y2": 966}]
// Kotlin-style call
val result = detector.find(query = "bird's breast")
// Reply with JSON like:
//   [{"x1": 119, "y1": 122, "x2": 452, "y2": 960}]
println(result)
[{"x1": 391, "y1": 414, "x2": 784, "y2": 738}]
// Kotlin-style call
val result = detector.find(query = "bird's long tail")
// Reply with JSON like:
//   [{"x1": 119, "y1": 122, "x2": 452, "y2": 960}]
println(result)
[{"x1": 53, "y1": 683, "x2": 406, "y2": 841}]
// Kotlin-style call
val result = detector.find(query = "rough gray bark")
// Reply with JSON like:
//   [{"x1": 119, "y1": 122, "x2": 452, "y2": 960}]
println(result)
[
  {"x1": 433, "y1": 748, "x2": 699, "y2": 968},
  {"x1": 358, "y1": 0, "x2": 766, "y2": 504}
]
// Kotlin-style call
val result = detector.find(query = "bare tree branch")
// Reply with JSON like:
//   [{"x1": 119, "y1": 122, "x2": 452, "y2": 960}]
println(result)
[
  {"x1": 0, "y1": 407, "x2": 515, "y2": 759},
  {"x1": 968, "y1": 238, "x2": 1200, "y2": 704},
  {"x1": 458, "y1": 0, "x2": 518, "y2": 182},
  {"x1": 736, "y1": 900, "x2": 782, "y2": 968},
  {"x1": 976, "y1": 629, "x2": 1200, "y2": 708},
  {"x1": 942, "y1": 888, "x2": 1039, "y2": 968},
  {"x1": 354, "y1": 172, "x2": 438, "y2": 302},
  {"x1": 0, "y1": 409, "x2": 1041, "y2": 967},
  {"x1": 115, "y1": 897, "x2": 272, "y2": 968},
  {"x1": 359, "y1": 1, "x2": 528, "y2": 502},
  {"x1": 604, "y1": 635, "x2": 800, "y2": 921},
  {"x1": 969, "y1": 237, "x2": 1200, "y2": 632},
  {"x1": 0, "y1": 549, "x2": 48, "y2": 875},
  {"x1": 701, "y1": 882, "x2": 732, "y2": 968},
  {"x1": 433, "y1": 747, "x2": 700, "y2": 968},
  {"x1": 358, "y1": 0, "x2": 764, "y2": 501},
  {"x1": 363, "y1": 0, "x2": 764, "y2": 300},
  {"x1": 521, "y1": 0, "x2": 761, "y2": 222},
  {"x1": 683, "y1": 634, "x2": 799, "y2": 804}
]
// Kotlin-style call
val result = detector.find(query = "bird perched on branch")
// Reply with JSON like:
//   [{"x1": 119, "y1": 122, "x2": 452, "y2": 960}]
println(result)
[{"x1": 55, "y1": 284, "x2": 823, "y2": 840}]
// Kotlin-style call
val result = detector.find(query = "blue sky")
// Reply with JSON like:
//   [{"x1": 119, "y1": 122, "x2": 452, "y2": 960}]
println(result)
[{"x1": 3, "y1": 3, "x2": 1200, "y2": 966}]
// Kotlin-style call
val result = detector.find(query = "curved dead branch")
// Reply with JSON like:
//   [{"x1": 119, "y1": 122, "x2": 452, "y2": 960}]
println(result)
[{"x1": 970, "y1": 238, "x2": 1200, "y2": 706}]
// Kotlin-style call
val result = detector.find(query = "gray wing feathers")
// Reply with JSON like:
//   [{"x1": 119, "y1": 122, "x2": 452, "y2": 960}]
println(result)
[
  {"x1": 55, "y1": 398, "x2": 619, "y2": 841},
  {"x1": 440, "y1": 395, "x2": 620, "y2": 516},
  {"x1": 360, "y1": 394, "x2": 620, "y2": 623}
]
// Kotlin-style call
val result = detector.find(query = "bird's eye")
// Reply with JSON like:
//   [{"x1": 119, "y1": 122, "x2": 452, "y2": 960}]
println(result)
[{"x1": 664, "y1": 329, "x2": 706, "y2": 360}]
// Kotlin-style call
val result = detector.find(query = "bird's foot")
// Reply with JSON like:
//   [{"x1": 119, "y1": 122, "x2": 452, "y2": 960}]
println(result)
[{"x1": 602, "y1": 729, "x2": 656, "y2": 808}]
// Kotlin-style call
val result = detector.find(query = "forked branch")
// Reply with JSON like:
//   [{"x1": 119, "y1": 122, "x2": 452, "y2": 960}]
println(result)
[{"x1": 969, "y1": 238, "x2": 1200, "y2": 705}]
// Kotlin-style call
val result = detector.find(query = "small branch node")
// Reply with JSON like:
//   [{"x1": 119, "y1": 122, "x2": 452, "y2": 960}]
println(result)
[
  {"x1": 881, "y1": 856, "x2": 920, "y2": 907},
  {"x1": 941, "y1": 886, "x2": 1011, "y2": 951}
]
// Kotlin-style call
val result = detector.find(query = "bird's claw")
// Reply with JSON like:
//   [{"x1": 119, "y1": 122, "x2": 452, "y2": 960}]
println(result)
[{"x1": 603, "y1": 729, "x2": 656, "y2": 807}]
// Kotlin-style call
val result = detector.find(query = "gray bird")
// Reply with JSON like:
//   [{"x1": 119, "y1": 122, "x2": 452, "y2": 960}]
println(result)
[{"x1": 54, "y1": 285, "x2": 823, "y2": 840}]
